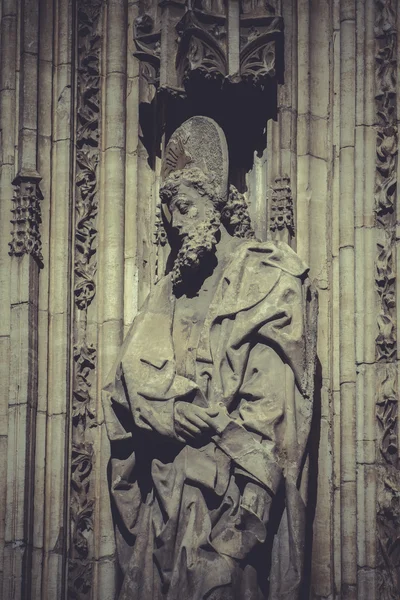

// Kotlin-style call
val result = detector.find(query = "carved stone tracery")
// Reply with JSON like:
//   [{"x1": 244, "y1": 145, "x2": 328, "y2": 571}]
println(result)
[
  {"x1": 133, "y1": 2, "x2": 283, "y2": 96},
  {"x1": 176, "y1": 11, "x2": 227, "y2": 86},
  {"x1": 133, "y1": 1, "x2": 283, "y2": 177}
]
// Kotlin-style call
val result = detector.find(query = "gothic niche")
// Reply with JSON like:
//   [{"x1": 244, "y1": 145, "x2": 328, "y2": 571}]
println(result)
[
  {"x1": 133, "y1": 0, "x2": 283, "y2": 174},
  {"x1": 103, "y1": 116, "x2": 318, "y2": 600}
]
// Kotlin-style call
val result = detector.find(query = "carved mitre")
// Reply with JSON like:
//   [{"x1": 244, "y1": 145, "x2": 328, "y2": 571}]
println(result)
[{"x1": 162, "y1": 116, "x2": 229, "y2": 201}]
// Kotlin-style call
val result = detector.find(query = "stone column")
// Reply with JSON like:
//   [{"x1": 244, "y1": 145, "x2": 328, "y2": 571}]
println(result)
[
  {"x1": 354, "y1": 0, "x2": 377, "y2": 596},
  {"x1": 30, "y1": 0, "x2": 54, "y2": 595},
  {"x1": 0, "y1": 0, "x2": 17, "y2": 589},
  {"x1": 42, "y1": 0, "x2": 74, "y2": 597},
  {"x1": 2, "y1": 0, "x2": 42, "y2": 598},
  {"x1": 338, "y1": 3, "x2": 357, "y2": 598},
  {"x1": 124, "y1": 1, "x2": 141, "y2": 330},
  {"x1": 95, "y1": 0, "x2": 128, "y2": 596}
]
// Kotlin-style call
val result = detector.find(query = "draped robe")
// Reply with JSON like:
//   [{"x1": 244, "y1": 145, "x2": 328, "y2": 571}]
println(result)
[{"x1": 102, "y1": 240, "x2": 318, "y2": 600}]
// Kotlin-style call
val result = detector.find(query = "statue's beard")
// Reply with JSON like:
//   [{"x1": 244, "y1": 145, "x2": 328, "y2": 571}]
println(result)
[{"x1": 171, "y1": 209, "x2": 221, "y2": 290}]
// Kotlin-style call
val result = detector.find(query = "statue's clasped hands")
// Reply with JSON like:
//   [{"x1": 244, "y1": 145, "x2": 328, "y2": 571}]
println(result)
[{"x1": 173, "y1": 393, "x2": 231, "y2": 443}]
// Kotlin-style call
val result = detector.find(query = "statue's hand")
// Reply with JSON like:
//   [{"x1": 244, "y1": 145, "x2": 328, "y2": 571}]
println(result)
[{"x1": 174, "y1": 402, "x2": 219, "y2": 442}]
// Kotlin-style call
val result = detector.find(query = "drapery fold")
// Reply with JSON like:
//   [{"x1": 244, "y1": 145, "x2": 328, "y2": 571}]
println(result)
[{"x1": 102, "y1": 240, "x2": 318, "y2": 599}]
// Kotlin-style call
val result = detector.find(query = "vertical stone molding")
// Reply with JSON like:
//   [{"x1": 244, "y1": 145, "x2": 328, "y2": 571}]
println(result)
[
  {"x1": 2, "y1": 0, "x2": 43, "y2": 597},
  {"x1": 68, "y1": 1, "x2": 103, "y2": 598},
  {"x1": 374, "y1": 0, "x2": 400, "y2": 596},
  {"x1": 338, "y1": 4, "x2": 357, "y2": 597},
  {"x1": 0, "y1": 0, "x2": 17, "y2": 592},
  {"x1": 9, "y1": 172, "x2": 43, "y2": 267},
  {"x1": 1, "y1": 1, "x2": 400, "y2": 598}
]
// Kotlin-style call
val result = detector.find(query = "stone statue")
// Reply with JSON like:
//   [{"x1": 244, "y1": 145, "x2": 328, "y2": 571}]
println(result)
[{"x1": 102, "y1": 117, "x2": 318, "y2": 600}]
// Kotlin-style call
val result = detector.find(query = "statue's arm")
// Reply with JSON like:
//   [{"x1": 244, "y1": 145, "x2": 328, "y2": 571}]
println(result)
[
  {"x1": 211, "y1": 343, "x2": 286, "y2": 497},
  {"x1": 212, "y1": 270, "x2": 313, "y2": 496},
  {"x1": 130, "y1": 386, "x2": 218, "y2": 443},
  {"x1": 233, "y1": 342, "x2": 286, "y2": 453}
]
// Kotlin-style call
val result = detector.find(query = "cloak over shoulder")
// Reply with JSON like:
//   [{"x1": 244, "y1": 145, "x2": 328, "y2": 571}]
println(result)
[{"x1": 102, "y1": 240, "x2": 318, "y2": 600}]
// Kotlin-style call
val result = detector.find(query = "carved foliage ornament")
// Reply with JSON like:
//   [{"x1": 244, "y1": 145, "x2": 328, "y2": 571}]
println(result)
[
  {"x1": 176, "y1": 10, "x2": 227, "y2": 85},
  {"x1": 9, "y1": 173, "x2": 44, "y2": 267},
  {"x1": 176, "y1": 10, "x2": 282, "y2": 91},
  {"x1": 376, "y1": 460, "x2": 400, "y2": 597},
  {"x1": 133, "y1": 2, "x2": 283, "y2": 98},
  {"x1": 69, "y1": 442, "x2": 94, "y2": 600},
  {"x1": 134, "y1": 12, "x2": 161, "y2": 99},
  {"x1": 376, "y1": 365, "x2": 398, "y2": 463},
  {"x1": 374, "y1": 0, "x2": 400, "y2": 595},
  {"x1": 374, "y1": 0, "x2": 398, "y2": 223},
  {"x1": 69, "y1": 0, "x2": 103, "y2": 598},
  {"x1": 72, "y1": 343, "x2": 97, "y2": 428},
  {"x1": 375, "y1": 236, "x2": 396, "y2": 361},
  {"x1": 194, "y1": 1, "x2": 277, "y2": 15},
  {"x1": 75, "y1": 6, "x2": 101, "y2": 310},
  {"x1": 75, "y1": 151, "x2": 98, "y2": 310},
  {"x1": 374, "y1": 0, "x2": 398, "y2": 367}
]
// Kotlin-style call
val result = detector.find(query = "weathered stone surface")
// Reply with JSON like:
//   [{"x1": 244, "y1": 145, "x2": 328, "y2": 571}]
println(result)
[
  {"x1": 102, "y1": 117, "x2": 318, "y2": 599},
  {"x1": 1, "y1": 1, "x2": 400, "y2": 598}
]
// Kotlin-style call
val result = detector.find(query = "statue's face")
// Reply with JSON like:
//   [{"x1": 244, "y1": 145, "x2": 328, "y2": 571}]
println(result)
[
  {"x1": 167, "y1": 182, "x2": 215, "y2": 242},
  {"x1": 162, "y1": 177, "x2": 221, "y2": 290}
]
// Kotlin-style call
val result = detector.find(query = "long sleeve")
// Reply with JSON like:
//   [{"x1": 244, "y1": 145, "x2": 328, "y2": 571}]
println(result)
[
  {"x1": 102, "y1": 274, "x2": 198, "y2": 442},
  {"x1": 209, "y1": 264, "x2": 316, "y2": 496}
]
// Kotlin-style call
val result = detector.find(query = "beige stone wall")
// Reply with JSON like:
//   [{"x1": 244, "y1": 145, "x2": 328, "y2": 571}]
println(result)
[{"x1": 0, "y1": 0, "x2": 399, "y2": 599}]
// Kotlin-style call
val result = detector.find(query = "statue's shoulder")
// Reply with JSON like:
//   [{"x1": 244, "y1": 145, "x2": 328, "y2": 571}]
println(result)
[{"x1": 232, "y1": 239, "x2": 309, "y2": 279}]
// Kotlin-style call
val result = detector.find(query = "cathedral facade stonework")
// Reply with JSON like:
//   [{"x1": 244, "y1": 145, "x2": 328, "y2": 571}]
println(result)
[{"x1": 0, "y1": 1, "x2": 398, "y2": 599}]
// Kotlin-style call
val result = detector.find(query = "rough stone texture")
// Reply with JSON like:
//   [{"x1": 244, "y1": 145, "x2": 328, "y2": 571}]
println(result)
[
  {"x1": 103, "y1": 116, "x2": 318, "y2": 599},
  {"x1": 0, "y1": 0, "x2": 399, "y2": 598}
]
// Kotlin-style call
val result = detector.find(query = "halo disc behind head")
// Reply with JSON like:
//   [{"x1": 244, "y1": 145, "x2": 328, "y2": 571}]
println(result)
[{"x1": 163, "y1": 116, "x2": 229, "y2": 201}]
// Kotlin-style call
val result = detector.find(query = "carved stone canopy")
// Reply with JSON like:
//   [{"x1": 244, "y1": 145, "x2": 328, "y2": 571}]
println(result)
[
  {"x1": 134, "y1": 0, "x2": 284, "y2": 174},
  {"x1": 134, "y1": 1, "x2": 283, "y2": 95}
]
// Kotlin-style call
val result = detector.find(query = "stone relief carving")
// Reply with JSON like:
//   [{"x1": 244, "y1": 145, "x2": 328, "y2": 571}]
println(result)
[
  {"x1": 154, "y1": 202, "x2": 168, "y2": 283},
  {"x1": 102, "y1": 117, "x2": 318, "y2": 599},
  {"x1": 133, "y1": 1, "x2": 283, "y2": 97},
  {"x1": 240, "y1": 40, "x2": 277, "y2": 86},
  {"x1": 176, "y1": 8, "x2": 282, "y2": 90},
  {"x1": 375, "y1": 237, "x2": 396, "y2": 361},
  {"x1": 177, "y1": 16, "x2": 227, "y2": 86},
  {"x1": 241, "y1": 0, "x2": 276, "y2": 15},
  {"x1": 376, "y1": 467, "x2": 400, "y2": 598},
  {"x1": 134, "y1": 12, "x2": 161, "y2": 102},
  {"x1": 376, "y1": 364, "x2": 398, "y2": 463},
  {"x1": 269, "y1": 176, "x2": 294, "y2": 242},
  {"x1": 75, "y1": 152, "x2": 98, "y2": 310},
  {"x1": 374, "y1": 0, "x2": 398, "y2": 223},
  {"x1": 9, "y1": 173, "x2": 43, "y2": 267},
  {"x1": 133, "y1": 1, "x2": 283, "y2": 178},
  {"x1": 374, "y1": 0, "x2": 400, "y2": 595},
  {"x1": 72, "y1": 343, "x2": 97, "y2": 428},
  {"x1": 69, "y1": 0, "x2": 103, "y2": 598}
]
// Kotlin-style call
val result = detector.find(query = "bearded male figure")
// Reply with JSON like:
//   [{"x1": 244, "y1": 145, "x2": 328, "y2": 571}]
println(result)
[{"x1": 102, "y1": 117, "x2": 318, "y2": 600}]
